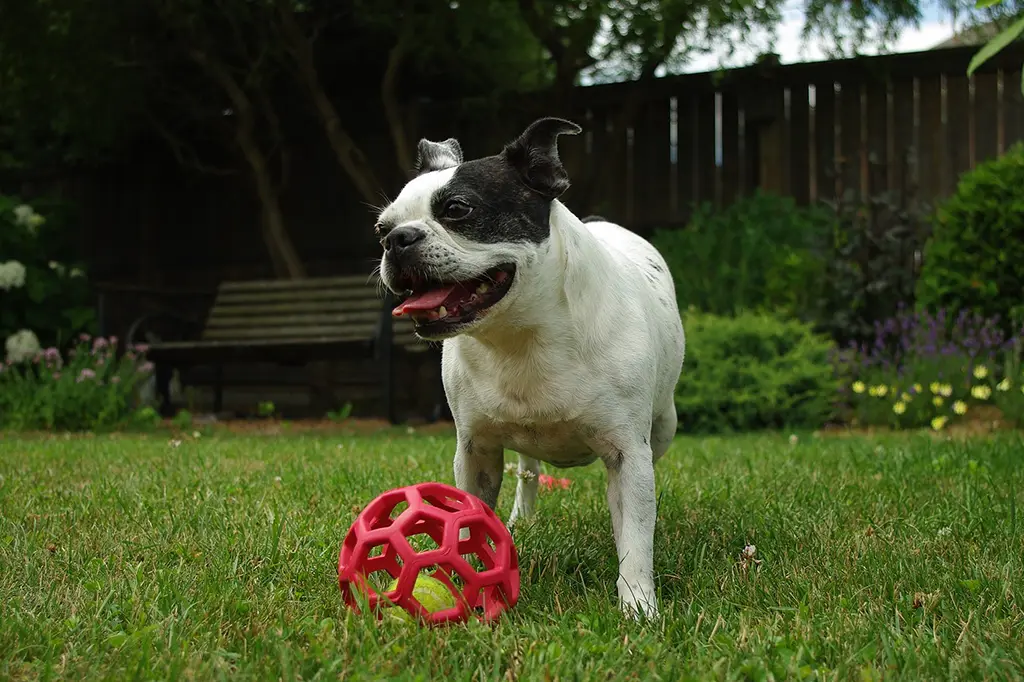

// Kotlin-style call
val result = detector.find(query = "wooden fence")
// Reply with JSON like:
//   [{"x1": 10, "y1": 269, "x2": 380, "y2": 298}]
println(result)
[{"x1": 414, "y1": 43, "x2": 1024, "y2": 234}]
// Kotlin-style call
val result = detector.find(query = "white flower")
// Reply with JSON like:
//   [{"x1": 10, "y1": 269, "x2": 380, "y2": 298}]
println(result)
[
  {"x1": 0, "y1": 260, "x2": 27, "y2": 291},
  {"x1": 48, "y1": 261, "x2": 66, "y2": 276},
  {"x1": 13, "y1": 204, "x2": 34, "y2": 225},
  {"x1": 5, "y1": 329, "x2": 41, "y2": 364},
  {"x1": 69, "y1": 267, "x2": 84, "y2": 278}
]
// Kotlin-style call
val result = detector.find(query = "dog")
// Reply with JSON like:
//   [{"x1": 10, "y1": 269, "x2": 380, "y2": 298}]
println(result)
[{"x1": 375, "y1": 117, "x2": 685, "y2": 618}]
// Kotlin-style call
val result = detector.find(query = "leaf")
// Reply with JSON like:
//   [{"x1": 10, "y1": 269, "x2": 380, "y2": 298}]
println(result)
[
  {"x1": 975, "y1": 0, "x2": 1003, "y2": 7},
  {"x1": 967, "y1": 15, "x2": 1024, "y2": 77}
]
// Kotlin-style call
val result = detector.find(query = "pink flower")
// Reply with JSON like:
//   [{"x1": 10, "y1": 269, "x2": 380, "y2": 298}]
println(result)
[
  {"x1": 109, "y1": 336, "x2": 118, "y2": 346},
  {"x1": 52, "y1": 372, "x2": 61, "y2": 380},
  {"x1": 133, "y1": 343, "x2": 150, "y2": 354},
  {"x1": 76, "y1": 368, "x2": 96, "y2": 383},
  {"x1": 538, "y1": 474, "x2": 572, "y2": 492},
  {"x1": 111, "y1": 376, "x2": 121, "y2": 384},
  {"x1": 138, "y1": 361, "x2": 154, "y2": 374},
  {"x1": 79, "y1": 333, "x2": 91, "y2": 342}
]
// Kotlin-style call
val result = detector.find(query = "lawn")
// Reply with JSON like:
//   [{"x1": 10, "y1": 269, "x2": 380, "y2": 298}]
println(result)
[{"x1": 1, "y1": 427, "x2": 1023, "y2": 681}]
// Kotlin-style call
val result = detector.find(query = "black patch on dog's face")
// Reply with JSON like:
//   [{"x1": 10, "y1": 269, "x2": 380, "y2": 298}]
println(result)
[{"x1": 429, "y1": 155, "x2": 552, "y2": 244}]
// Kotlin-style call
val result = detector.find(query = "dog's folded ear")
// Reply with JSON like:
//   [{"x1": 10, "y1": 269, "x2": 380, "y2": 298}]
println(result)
[
  {"x1": 502, "y1": 117, "x2": 582, "y2": 200},
  {"x1": 414, "y1": 138, "x2": 463, "y2": 176}
]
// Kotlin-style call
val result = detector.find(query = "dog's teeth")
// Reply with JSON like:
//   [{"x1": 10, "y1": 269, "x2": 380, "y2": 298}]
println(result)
[
  {"x1": 438, "y1": 306, "x2": 447, "y2": 318},
  {"x1": 476, "y1": 283, "x2": 489, "y2": 294}
]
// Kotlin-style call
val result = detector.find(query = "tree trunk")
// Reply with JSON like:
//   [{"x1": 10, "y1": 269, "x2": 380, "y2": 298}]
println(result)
[
  {"x1": 277, "y1": 1, "x2": 387, "y2": 207},
  {"x1": 382, "y1": 28, "x2": 415, "y2": 176},
  {"x1": 189, "y1": 48, "x2": 306, "y2": 279}
]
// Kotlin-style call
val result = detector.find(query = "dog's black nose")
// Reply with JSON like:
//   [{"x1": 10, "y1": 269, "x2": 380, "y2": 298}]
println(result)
[{"x1": 385, "y1": 225, "x2": 426, "y2": 251}]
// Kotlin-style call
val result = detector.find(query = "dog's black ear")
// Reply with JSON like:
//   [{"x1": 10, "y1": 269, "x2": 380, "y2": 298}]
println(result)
[
  {"x1": 501, "y1": 117, "x2": 582, "y2": 200},
  {"x1": 413, "y1": 138, "x2": 463, "y2": 176}
]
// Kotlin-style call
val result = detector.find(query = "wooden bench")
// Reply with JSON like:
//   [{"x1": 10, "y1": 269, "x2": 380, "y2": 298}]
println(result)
[{"x1": 129, "y1": 276, "x2": 432, "y2": 421}]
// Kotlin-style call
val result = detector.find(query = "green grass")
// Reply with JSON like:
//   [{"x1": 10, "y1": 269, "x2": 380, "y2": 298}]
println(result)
[{"x1": 1, "y1": 428, "x2": 1023, "y2": 681}]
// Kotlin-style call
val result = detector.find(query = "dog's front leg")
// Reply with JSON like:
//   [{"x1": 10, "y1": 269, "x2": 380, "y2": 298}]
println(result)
[
  {"x1": 604, "y1": 440, "x2": 659, "y2": 619},
  {"x1": 453, "y1": 437, "x2": 504, "y2": 510},
  {"x1": 508, "y1": 455, "x2": 540, "y2": 527}
]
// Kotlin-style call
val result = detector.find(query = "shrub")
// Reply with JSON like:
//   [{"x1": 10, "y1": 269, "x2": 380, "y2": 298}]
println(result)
[
  {"x1": 835, "y1": 306, "x2": 1024, "y2": 430},
  {"x1": 675, "y1": 310, "x2": 837, "y2": 434},
  {"x1": 818, "y1": 188, "x2": 932, "y2": 345},
  {"x1": 0, "y1": 335, "x2": 154, "y2": 431},
  {"x1": 652, "y1": 191, "x2": 832, "y2": 320},
  {"x1": 0, "y1": 194, "x2": 95, "y2": 353},
  {"x1": 917, "y1": 142, "x2": 1024, "y2": 330}
]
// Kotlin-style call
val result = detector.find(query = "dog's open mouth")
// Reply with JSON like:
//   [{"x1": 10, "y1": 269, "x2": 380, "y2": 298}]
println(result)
[{"x1": 392, "y1": 264, "x2": 516, "y2": 333}]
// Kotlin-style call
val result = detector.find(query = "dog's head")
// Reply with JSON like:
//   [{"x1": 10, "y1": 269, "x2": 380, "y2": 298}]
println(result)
[{"x1": 375, "y1": 117, "x2": 581, "y2": 340}]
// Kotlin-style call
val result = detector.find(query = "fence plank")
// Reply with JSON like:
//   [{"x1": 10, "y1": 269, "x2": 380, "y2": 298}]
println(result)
[
  {"x1": 813, "y1": 80, "x2": 838, "y2": 201},
  {"x1": 865, "y1": 80, "x2": 888, "y2": 195},
  {"x1": 945, "y1": 74, "x2": 971, "y2": 191},
  {"x1": 632, "y1": 99, "x2": 673, "y2": 228},
  {"x1": 891, "y1": 79, "x2": 917, "y2": 195},
  {"x1": 674, "y1": 96, "x2": 695, "y2": 219},
  {"x1": 917, "y1": 74, "x2": 944, "y2": 201},
  {"x1": 838, "y1": 81, "x2": 862, "y2": 198},
  {"x1": 1004, "y1": 70, "x2": 1024, "y2": 151},
  {"x1": 975, "y1": 72, "x2": 999, "y2": 165},
  {"x1": 693, "y1": 93, "x2": 717, "y2": 209},
  {"x1": 789, "y1": 85, "x2": 812, "y2": 204},
  {"x1": 720, "y1": 92, "x2": 741, "y2": 204}
]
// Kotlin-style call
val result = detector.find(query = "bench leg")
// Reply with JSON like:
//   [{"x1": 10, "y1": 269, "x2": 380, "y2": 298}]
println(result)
[
  {"x1": 156, "y1": 362, "x2": 175, "y2": 418},
  {"x1": 213, "y1": 364, "x2": 224, "y2": 414}
]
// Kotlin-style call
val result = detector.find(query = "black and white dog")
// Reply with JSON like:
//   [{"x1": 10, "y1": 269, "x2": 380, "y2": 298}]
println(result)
[{"x1": 376, "y1": 117, "x2": 685, "y2": 618}]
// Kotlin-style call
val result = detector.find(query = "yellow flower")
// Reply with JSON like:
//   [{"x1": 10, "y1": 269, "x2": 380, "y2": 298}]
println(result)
[
  {"x1": 997, "y1": 378, "x2": 1011, "y2": 392},
  {"x1": 940, "y1": 384, "x2": 953, "y2": 397},
  {"x1": 971, "y1": 385, "x2": 992, "y2": 400},
  {"x1": 931, "y1": 415, "x2": 948, "y2": 431},
  {"x1": 893, "y1": 401, "x2": 907, "y2": 415},
  {"x1": 933, "y1": 396, "x2": 944, "y2": 407},
  {"x1": 953, "y1": 400, "x2": 968, "y2": 415},
  {"x1": 874, "y1": 385, "x2": 888, "y2": 397},
  {"x1": 913, "y1": 383, "x2": 923, "y2": 394},
  {"x1": 929, "y1": 382, "x2": 941, "y2": 394},
  {"x1": 852, "y1": 381, "x2": 866, "y2": 394},
  {"x1": 973, "y1": 364, "x2": 988, "y2": 379},
  {"x1": 901, "y1": 392, "x2": 912, "y2": 402}
]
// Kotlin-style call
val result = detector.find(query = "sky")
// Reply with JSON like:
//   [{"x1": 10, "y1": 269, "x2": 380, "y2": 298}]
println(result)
[{"x1": 680, "y1": 3, "x2": 958, "y2": 73}]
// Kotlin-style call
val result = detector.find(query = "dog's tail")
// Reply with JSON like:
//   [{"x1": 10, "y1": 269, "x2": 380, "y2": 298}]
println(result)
[{"x1": 581, "y1": 215, "x2": 608, "y2": 223}]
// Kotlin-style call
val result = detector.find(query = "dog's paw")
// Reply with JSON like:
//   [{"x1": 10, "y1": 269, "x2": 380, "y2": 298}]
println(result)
[{"x1": 617, "y1": 578, "x2": 660, "y2": 621}]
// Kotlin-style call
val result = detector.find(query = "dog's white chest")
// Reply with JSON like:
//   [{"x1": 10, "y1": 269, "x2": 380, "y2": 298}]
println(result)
[{"x1": 483, "y1": 419, "x2": 597, "y2": 468}]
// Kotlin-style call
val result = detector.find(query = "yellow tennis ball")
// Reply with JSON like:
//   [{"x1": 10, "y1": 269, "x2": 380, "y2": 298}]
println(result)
[{"x1": 385, "y1": 573, "x2": 457, "y2": 622}]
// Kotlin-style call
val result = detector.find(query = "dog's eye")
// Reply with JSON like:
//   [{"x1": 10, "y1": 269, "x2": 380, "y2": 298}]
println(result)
[{"x1": 442, "y1": 199, "x2": 473, "y2": 221}]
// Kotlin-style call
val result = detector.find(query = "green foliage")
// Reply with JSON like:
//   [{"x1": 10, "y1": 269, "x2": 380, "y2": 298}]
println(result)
[
  {"x1": 257, "y1": 400, "x2": 276, "y2": 418},
  {"x1": 675, "y1": 310, "x2": 837, "y2": 433},
  {"x1": 0, "y1": 336, "x2": 153, "y2": 431},
  {"x1": 652, "y1": 191, "x2": 832, "y2": 320},
  {"x1": 0, "y1": 195, "x2": 96, "y2": 352},
  {"x1": 818, "y1": 188, "x2": 933, "y2": 345},
  {"x1": 917, "y1": 142, "x2": 1024, "y2": 330},
  {"x1": 327, "y1": 402, "x2": 354, "y2": 422},
  {"x1": 171, "y1": 410, "x2": 194, "y2": 431}
]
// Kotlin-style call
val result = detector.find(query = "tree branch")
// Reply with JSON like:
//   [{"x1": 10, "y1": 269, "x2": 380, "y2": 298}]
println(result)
[{"x1": 382, "y1": 27, "x2": 416, "y2": 174}]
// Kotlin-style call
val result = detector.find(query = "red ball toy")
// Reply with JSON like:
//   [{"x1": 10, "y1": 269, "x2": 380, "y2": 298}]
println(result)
[{"x1": 338, "y1": 482, "x2": 520, "y2": 625}]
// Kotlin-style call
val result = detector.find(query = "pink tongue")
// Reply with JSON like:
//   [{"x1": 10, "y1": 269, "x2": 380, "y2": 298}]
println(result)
[{"x1": 392, "y1": 286, "x2": 457, "y2": 316}]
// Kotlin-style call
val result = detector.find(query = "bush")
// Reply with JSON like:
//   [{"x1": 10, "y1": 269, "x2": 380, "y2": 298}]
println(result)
[
  {"x1": 818, "y1": 188, "x2": 932, "y2": 345},
  {"x1": 675, "y1": 310, "x2": 837, "y2": 433},
  {"x1": 835, "y1": 306, "x2": 1024, "y2": 430},
  {"x1": 0, "y1": 194, "x2": 95, "y2": 356},
  {"x1": 652, "y1": 191, "x2": 832, "y2": 320},
  {"x1": 917, "y1": 142, "x2": 1024, "y2": 330},
  {"x1": 0, "y1": 335, "x2": 154, "y2": 431}
]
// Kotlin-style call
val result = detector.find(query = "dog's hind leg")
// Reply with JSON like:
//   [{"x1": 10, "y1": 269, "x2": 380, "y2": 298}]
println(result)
[{"x1": 508, "y1": 454, "x2": 540, "y2": 527}]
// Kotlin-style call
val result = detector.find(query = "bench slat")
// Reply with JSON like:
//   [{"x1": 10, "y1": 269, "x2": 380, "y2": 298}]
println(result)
[
  {"x1": 201, "y1": 324, "x2": 378, "y2": 341},
  {"x1": 217, "y1": 275, "x2": 376, "y2": 292},
  {"x1": 207, "y1": 299, "x2": 383, "y2": 317},
  {"x1": 204, "y1": 312, "x2": 380, "y2": 329},
  {"x1": 213, "y1": 288, "x2": 381, "y2": 305}
]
